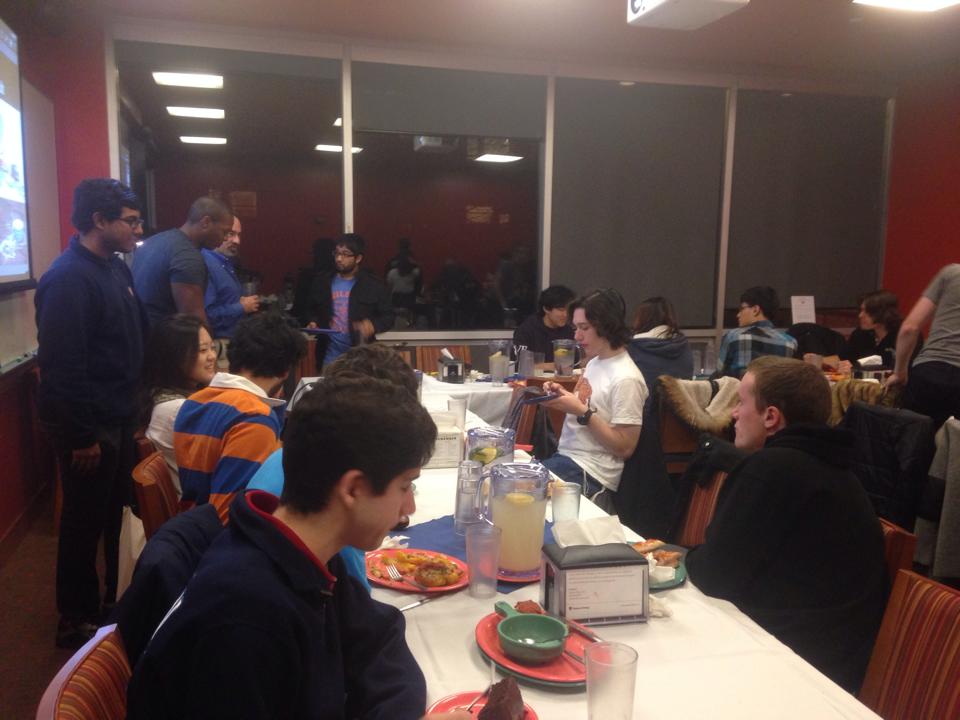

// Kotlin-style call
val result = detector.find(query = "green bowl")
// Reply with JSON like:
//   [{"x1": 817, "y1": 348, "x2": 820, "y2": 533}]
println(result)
[{"x1": 494, "y1": 600, "x2": 568, "y2": 664}]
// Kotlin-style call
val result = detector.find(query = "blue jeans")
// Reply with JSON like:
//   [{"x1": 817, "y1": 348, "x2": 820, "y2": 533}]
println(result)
[{"x1": 541, "y1": 454, "x2": 606, "y2": 499}]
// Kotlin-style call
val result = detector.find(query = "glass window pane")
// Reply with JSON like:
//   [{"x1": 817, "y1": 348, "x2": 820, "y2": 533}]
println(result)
[
  {"x1": 353, "y1": 63, "x2": 545, "y2": 331},
  {"x1": 551, "y1": 78, "x2": 727, "y2": 328},
  {"x1": 116, "y1": 41, "x2": 342, "y2": 315},
  {"x1": 726, "y1": 90, "x2": 888, "y2": 320}
]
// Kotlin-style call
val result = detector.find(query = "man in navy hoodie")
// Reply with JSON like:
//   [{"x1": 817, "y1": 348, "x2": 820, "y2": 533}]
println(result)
[
  {"x1": 35, "y1": 178, "x2": 145, "y2": 648},
  {"x1": 127, "y1": 375, "x2": 468, "y2": 720}
]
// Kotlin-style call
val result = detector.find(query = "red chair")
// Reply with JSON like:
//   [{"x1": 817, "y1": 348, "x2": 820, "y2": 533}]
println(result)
[
  {"x1": 878, "y1": 517, "x2": 917, "y2": 584},
  {"x1": 860, "y1": 571, "x2": 960, "y2": 719},
  {"x1": 674, "y1": 470, "x2": 728, "y2": 547},
  {"x1": 132, "y1": 451, "x2": 181, "y2": 539},
  {"x1": 36, "y1": 624, "x2": 130, "y2": 720}
]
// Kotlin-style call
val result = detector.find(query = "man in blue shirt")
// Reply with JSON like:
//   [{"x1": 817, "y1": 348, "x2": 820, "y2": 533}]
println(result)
[
  {"x1": 132, "y1": 196, "x2": 234, "y2": 329},
  {"x1": 35, "y1": 178, "x2": 146, "y2": 648},
  {"x1": 717, "y1": 285, "x2": 797, "y2": 378},
  {"x1": 306, "y1": 233, "x2": 393, "y2": 367},
  {"x1": 202, "y1": 215, "x2": 260, "y2": 364}
]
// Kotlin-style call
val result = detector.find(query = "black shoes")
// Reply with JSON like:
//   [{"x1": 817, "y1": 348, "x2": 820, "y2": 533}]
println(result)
[{"x1": 55, "y1": 616, "x2": 98, "y2": 650}]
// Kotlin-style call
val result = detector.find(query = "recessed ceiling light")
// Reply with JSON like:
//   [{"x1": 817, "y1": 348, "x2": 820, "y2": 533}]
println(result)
[
  {"x1": 476, "y1": 154, "x2": 523, "y2": 163},
  {"x1": 333, "y1": 117, "x2": 343, "y2": 127},
  {"x1": 619, "y1": 81, "x2": 636, "y2": 87},
  {"x1": 153, "y1": 72, "x2": 223, "y2": 89},
  {"x1": 314, "y1": 144, "x2": 363, "y2": 153},
  {"x1": 852, "y1": 0, "x2": 960, "y2": 10},
  {"x1": 180, "y1": 136, "x2": 227, "y2": 145},
  {"x1": 166, "y1": 106, "x2": 225, "y2": 119}
]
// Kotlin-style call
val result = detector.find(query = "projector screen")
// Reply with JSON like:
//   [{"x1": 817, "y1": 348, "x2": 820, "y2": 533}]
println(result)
[{"x1": 0, "y1": 17, "x2": 31, "y2": 293}]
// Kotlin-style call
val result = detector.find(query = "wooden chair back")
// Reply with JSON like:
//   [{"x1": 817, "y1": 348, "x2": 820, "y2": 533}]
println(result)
[
  {"x1": 415, "y1": 345, "x2": 473, "y2": 372},
  {"x1": 132, "y1": 451, "x2": 181, "y2": 540},
  {"x1": 860, "y1": 571, "x2": 960, "y2": 719},
  {"x1": 659, "y1": 391, "x2": 700, "y2": 474},
  {"x1": 879, "y1": 517, "x2": 918, "y2": 585},
  {"x1": 674, "y1": 470, "x2": 728, "y2": 547},
  {"x1": 36, "y1": 624, "x2": 130, "y2": 720},
  {"x1": 134, "y1": 433, "x2": 156, "y2": 462}
]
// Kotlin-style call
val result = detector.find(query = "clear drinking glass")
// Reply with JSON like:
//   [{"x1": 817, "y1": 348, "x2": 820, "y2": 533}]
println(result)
[
  {"x1": 586, "y1": 642, "x2": 638, "y2": 720},
  {"x1": 551, "y1": 482, "x2": 582, "y2": 522},
  {"x1": 466, "y1": 524, "x2": 502, "y2": 598},
  {"x1": 454, "y1": 460, "x2": 484, "y2": 534}
]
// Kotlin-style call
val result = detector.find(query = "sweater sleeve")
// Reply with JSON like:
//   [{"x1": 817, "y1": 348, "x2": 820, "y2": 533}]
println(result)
[
  {"x1": 338, "y1": 575, "x2": 426, "y2": 719},
  {"x1": 36, "y1": 270, "x2": 99, "y2": 448}
]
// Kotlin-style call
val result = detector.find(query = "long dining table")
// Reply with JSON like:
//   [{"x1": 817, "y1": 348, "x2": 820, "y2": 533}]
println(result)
[{"x1": 371, "y1": 466, "x2": 881, "y2": 719}]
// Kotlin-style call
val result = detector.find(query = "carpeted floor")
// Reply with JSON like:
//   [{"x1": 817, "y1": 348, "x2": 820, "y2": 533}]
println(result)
[{"x1": 0, "y1": 492, "x2": 74, "y2": 720}]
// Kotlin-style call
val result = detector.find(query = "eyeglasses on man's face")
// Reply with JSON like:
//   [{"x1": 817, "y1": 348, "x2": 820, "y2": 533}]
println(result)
[
  {"x1": 333, "y1": 250, "x2": 356, "y2": 259},
  {"x1": 119, "y1": 215, "x2": 144, "y2": 229}
]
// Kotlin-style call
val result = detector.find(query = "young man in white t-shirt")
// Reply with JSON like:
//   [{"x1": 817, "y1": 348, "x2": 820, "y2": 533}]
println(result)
[{"x1": 542, "y1": 289, "x2": 647, "y2": 512}]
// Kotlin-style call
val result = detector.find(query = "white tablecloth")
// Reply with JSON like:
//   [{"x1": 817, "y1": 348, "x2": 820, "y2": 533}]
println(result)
[
  {"x1": 421, "y1": 374, "x2": 514, "y2": 427},
  {"x1": 372, "y1": 469, "x2": 880, "y2": 720}
]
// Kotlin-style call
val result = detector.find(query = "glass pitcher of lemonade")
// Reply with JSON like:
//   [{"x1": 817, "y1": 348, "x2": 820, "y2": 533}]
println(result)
[{"x1": 481, "y1": 463, "x2": 549, "y2": 580}]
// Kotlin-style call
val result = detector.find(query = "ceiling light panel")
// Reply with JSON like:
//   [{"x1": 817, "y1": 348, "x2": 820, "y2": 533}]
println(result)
[
  {"x1": 475, "y1": 154, "x2": 523, "y2": 163},
  {"x1": 314, "y1": 144, "x2": 362, "y2": 153},
  {"x1": 180, "y1": 136, "x2": 227, "y2": 144},
  {"x1": 153, "y1": 72, "x2": 223, "y2": 88},
  {"x1": 852, "y1": 0, "x2": 960, "y2": 10},
  {"x1": 167, "y1": 106, "x2": 225, "y2": 119}
]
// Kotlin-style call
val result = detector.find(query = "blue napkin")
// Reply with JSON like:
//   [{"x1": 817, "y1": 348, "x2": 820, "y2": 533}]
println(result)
[{"x1": 391, "y1": 515, "x2": 554, "y2": 594}]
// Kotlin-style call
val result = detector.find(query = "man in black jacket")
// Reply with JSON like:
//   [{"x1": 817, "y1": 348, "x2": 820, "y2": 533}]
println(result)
[
  {"x1": 306, "y1": 233, "x2": 393, "y2": 367},
  {"x1": 686, "y1": 356, "x2": 886, "y2": 692},
  {"x1": 35, "y1": 178, "x2": 145, "y2": 648}
]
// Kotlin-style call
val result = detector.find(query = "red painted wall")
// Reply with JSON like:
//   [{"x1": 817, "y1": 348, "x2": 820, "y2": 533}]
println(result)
[
  {"x1": 151, "y1": 152, "x2": 539, "y2": 294},
  {"x1": 16, "y1": 15, "x2": 112, "y2": 247},
  {"x1": 882, "y1": 61, "x2": 960, "y2": 309}
]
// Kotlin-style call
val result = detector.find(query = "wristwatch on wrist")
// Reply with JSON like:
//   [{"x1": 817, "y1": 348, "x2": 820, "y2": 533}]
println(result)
[{"x1": 576, "y1": 406, "x2": 595, "y2": 426}]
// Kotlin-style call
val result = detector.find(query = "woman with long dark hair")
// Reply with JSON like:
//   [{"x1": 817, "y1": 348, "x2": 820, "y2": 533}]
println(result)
[
  {"x1": 627, "y1": 296, "x2": 694, "y2": 399},
  {"x1": 139, "y1": 314, "x2": 217, "y2": 492}
]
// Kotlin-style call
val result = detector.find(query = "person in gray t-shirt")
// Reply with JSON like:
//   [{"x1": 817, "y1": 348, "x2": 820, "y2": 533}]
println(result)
[
  {"x1": 133, "y1": 197, "x2": 234, "y2": 329},
  {"x1": 888, "y1": 264, "x2": 960, "y2": 427}
]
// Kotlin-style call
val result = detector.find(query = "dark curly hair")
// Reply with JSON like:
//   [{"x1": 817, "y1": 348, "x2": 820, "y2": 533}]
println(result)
[
  {"x1": 740, "y1": 286, "x2": 780, "y2": 321},
  {"x1": 569, "y1": 288, "x2": 631, "y2": 349},
  {"x1": 227, "y1": 314, "x2": 306, "y2": 377},
  {"x1": 281, "y1": 374, "x2": 437, "y2": 513},
  {"x1": 325, "y1": 344, "x2": 418, "y2": 397},
  {"x1": 860, "y1": 290, "x2": 902, "y2": 331},
  {"x1": 71, "y1": 178, "x2": 140, "y2": 234}
]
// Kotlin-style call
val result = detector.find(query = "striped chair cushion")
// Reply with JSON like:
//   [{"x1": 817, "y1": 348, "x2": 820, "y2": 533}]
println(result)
[
  {"x1": 860, "y1": 571, "x2": 960, "y2": 720},
  {"x1": 55, "y1": 626, "x2": 130, "y2": 719},
  {"x1": 675, "y1": 471, "x2": 728, "y2": 547}
]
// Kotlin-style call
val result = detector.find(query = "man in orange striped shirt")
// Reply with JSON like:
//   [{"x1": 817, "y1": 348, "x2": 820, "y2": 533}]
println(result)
[{"x1": 174, "y1": 313, "x2": 305, "y2": 521}]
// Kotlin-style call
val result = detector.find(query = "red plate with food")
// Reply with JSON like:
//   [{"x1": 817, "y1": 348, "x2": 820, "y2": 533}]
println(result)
[
  {"x1": 427, "y1": 691, "x2": 538, "y2": 718},
  {"x1": 475, "y1": 612, "x2": 588, "y2": 687},
  {"x1": 366, "y1": 548, "x2": 468, "y2": 593}
]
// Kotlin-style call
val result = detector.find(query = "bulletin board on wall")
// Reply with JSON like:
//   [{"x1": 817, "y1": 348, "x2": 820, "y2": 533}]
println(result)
[{"x1": 0, "y1": 80, "x2": 61, "y2": 369}]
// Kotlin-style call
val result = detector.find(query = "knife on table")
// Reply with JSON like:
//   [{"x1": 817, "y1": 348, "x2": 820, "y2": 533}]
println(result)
[{"x1": 399, "y1": 596, "x2": 436, "y2": 612}]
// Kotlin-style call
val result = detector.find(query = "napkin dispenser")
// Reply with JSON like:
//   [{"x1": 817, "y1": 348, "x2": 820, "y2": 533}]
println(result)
[
  {"x1": 540, "y1": 543, "x2": 648, "y2": 626},
  {"x1": 437, "y1": 357, "x2": 465, "y2": 384}
]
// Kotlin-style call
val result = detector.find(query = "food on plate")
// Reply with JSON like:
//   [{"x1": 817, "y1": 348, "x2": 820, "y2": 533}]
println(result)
[
  {"x1": 414, "y1": 559, "x2": 464, "y2": 587},
  {"x1": 382, "y1": 550, "x2": 434, "y2": 575},
  {"x1": 652, "y1": 550, "x2": 682, "y2": 568},
  {"x1": 468, "y1": 446, "x2": 500, "y2": 464},
  {"x1": 514, "y1": 599, "x2": 545, "y2": 614},
  {"x1": 477, "y1": 677, "x2": 525, "y2": 720},
  {"x1": 632, "y1": 538, "x2": 666, "y2": 555}
]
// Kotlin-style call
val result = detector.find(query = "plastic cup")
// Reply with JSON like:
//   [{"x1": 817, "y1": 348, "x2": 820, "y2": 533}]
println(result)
[
  {"x1": 454, "y1": 460, "x2": 484, "y2": 534},
  {"x1": 518, "y1": 349, "x2": 535, "y2": 378},
  {"x1": 466, "y1": 524, "x2": 502, "y2": 598},
  {"x1": 586, "y1": 642, "x2": 638, "y2": 720},
  {"x1": 447, "y1": 396, "x2": 468, "y2": 430},
  {"x1": 490, "y1": 355, "x2": 509, "y2": 386},
  {"x1": 551, "y1": 482, "x2": 582, "y2": 522}
]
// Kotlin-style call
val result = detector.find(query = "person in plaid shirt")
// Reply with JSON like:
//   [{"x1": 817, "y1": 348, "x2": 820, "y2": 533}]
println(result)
[{"x1": 717, "y1": 286, "x2": 797, "y2": 378}]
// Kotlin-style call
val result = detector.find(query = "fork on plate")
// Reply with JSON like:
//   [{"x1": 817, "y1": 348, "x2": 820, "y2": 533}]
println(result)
[{"x1": 384, "y1": 562, "x2": 430, "y2": 591}]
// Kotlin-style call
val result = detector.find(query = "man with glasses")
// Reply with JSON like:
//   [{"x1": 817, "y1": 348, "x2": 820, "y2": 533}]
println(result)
[
  {"x1": 133, "y1": 196, "x2": 234, "y2": 329},
  {"x1": 306, "y1": 233, "x2": 393, "y2": 366},
  {"x1": 202, "y1": 215, "x2": 260, "y2": 367},
  {"x1": 716, "y1": 285, "x2": 797, "y2": 378},
  {"x1": 35, "y1": 178, "x2": 146, "y2": 648}
]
